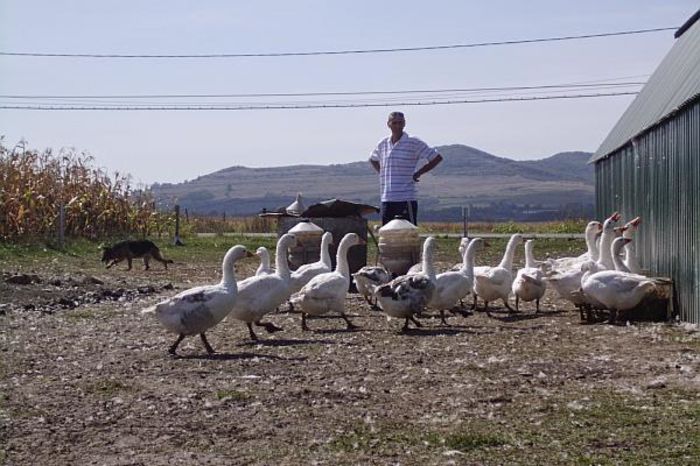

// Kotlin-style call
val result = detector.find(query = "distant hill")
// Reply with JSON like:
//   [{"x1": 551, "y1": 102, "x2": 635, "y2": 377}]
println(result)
[{"x1": 149, "y1": 145, "x2": 594, "y2": 221}]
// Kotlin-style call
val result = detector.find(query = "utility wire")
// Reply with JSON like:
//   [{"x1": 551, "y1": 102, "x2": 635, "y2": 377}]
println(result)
[
  {"x1": 0, "y1": 81, "x2": 644, "y2": 100},
  {"x1": 0, "y1": 27, "x2": 677, "y2": 59},
  {"x1": 0, "y1": 91, "x2": 639, "y2": 110}
]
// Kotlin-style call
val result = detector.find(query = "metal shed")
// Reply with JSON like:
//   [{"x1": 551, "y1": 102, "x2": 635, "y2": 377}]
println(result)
[{"x1": 591, "y1": 10, "x2": 700, "y2": 323}]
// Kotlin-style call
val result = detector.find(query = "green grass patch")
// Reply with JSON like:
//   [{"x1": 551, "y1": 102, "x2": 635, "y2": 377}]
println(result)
[
  {"x1": 328, "y1": 422, "x2": 508, "y2": 455},
  {"x1": 64, "y1": 309, "x2": 96, "y2": 320},
  {"x1": 84, "y1": 379, "x2": 131, "y2": 396},
  {"x1": 499, "y1": 390, "x2": 700, "y2": 463},
  {"x1": 215, "y1": 389, "x2": 249, "y2": 401}
]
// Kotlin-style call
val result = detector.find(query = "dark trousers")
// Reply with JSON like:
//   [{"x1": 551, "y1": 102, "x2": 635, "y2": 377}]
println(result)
[{"x1": 381, "y1": 201, "x2": 418, "y2": 225}]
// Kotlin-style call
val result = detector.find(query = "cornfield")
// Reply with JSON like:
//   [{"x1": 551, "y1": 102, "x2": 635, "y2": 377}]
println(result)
[{"x1": 0, "y1": 140, "x2": 173, "y2": 242}]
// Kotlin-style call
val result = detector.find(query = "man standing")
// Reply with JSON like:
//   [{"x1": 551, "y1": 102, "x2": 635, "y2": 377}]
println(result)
[{"x1": 369, "y1": 111, "x2": 443, "y2": 225}]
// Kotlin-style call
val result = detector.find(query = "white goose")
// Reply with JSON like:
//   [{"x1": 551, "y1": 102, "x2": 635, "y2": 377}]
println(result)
[
  {"x1": 255, "y1": 246, "x2": 274, "y2": 276},
  {"x1": 474, "y1": 233, "x2": 523, "y2": 313},
  {"x1": 545, "y1": 214, "x2": 620, "y2": 314},
  {"x1": 596, "y1": 213, "x2": 623, "y2": 271},
  {"x1": 289, "y1": 231, "x2": 334, "y2": 293},
  {"x1": 373, "y1": 237, "x2": 437, "y2": 332},
  {"x1": 289, "y1": 233, "x2": 364, "y2": 331},
  {"x1": 408, "y1": 237, "x2": 470, "y2": 275},
  {"x1": 352, "y1": 265, "x2": 392, "y2": 307},
  {"x1": 142, "y1": 245, "x2": 251, "y2": 355},
  {"x1": 428, "y1": 237, "x2": 483, "y2": 324},
  {"x1": 511, "y1": 240, "x2": 546, "y2": 312},
  {"x1": 542, "y1": 220, "x2": 603, "y2": 271},
  {"x1": 622, "y1": 217, "x2": 643, "y2": 274},
  {"x1": 581, "y1": 237, "x2": 657, "y2": 323},
  {"x1": 229, "y1": 233, "x2": 297, "y2": 340}
]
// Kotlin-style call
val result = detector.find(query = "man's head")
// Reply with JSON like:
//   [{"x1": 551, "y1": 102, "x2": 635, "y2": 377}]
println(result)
[{"x1": 387, "y1": 111, "x2": 406, "y2": 137}]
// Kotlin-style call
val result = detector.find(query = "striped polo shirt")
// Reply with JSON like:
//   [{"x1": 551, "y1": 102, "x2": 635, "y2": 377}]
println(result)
[{"x1": 369, "y1": 132, "x2": 439, "y2": 202}]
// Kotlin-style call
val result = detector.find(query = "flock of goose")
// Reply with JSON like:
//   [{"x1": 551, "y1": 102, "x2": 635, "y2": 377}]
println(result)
[{"x1": 143, "y1": 212, "x2": 664, "y2": 356}]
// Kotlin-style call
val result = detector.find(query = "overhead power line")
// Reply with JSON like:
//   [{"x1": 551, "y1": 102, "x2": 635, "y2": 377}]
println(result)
[
  {"x1": 0, "y1": 91, "x2": 639, "y2": 110},
  {"x1": 0, "y1": 81, "x2": 644, "y2": 100},
  {"x1": 0, "y1": 27, "x2": 677, "y2": 59}
]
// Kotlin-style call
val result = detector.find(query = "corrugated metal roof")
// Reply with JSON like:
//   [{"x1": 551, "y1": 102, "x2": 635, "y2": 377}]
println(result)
[{"x1": 591, "y1": 12, "x2": 700, "y2": 163}]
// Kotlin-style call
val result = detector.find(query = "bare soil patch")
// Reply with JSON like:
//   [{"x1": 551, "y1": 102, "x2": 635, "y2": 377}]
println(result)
[{"x1": 2, "y1": 255, "x2": 699, "y2": 465}]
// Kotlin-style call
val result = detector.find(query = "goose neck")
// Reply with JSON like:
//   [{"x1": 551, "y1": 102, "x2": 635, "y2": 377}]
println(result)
[
  {"x1": 524, "y1": 243, "x2": 536, "y2": 268},
  {"x1": 611, "y1": 241, "x2": 627, "y2": 271},
  {"x1": 462, "y1": 241, "x2": 479, "y2": 276},
  {"x1": 221, "y1": 248, "x2": 242, "y2": 287},
  {"x1": 422, "y1": 240, "x2": 436, "y2": 279},
  {"x1": 598, "y1": 230, "x2": 615, "y2": 269},
  {"x1": 275, "y1": 238, "x2": 293, "y2": 278},
  {"x1": 320, "y1": 233, "x2": 332, "y2": 267},
  {"x1": 498, "y1": 237, "x2": 520, "y2": 269},
  {"x1": 334, "y1": 239, "x2": 353, "y2": 277}
]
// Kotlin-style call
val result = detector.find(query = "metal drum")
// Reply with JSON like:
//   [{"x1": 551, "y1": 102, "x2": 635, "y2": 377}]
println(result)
[
  {"x1": 286, "y1": 219, "x2": 323, "y2": 270},
  {"x1": 377, "y1": 218, "x2": 421, "y2": 276}
]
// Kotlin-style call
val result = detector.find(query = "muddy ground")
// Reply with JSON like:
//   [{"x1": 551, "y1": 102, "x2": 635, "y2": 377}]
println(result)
[{"x1": 1, "y1": 253, "x2": 699, "y2": 465}]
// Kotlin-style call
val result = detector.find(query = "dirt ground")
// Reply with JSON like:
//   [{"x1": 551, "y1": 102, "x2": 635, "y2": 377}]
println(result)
[{"x1": 1, "y1": 253, "x2": 699, "y2": 465}]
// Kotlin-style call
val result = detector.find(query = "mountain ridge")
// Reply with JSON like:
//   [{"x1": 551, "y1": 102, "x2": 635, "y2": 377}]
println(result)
[{"x1": 150, "y1": 144, "x2": 595, "y2": 221}]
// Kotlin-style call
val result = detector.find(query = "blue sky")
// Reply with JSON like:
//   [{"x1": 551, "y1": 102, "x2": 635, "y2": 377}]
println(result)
[{"x1": 1, "y1": 1, "x2": 697, "y2": 185}]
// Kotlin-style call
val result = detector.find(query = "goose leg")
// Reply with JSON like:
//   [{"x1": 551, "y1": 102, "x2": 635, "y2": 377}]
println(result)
[
  {"x1": 246, "y1": 323, "x2": 259, "y2": 341},
  {"x1": 301, "y1": 313, "x2": 310, "y2": 331},
  {"x1": 200, "y1": 333, "x2": 215, "y2": 354},
  {"x1": 341, "y1": 313, "x2": 358, "y2": 330},
  {"x1": 484, "y1": 300, "x2": 490, "y2": 317},
  {"x1": 515, "y1": 295, "x2": 520, "y2": 312},
  {"x1": 471, "y1": 294, "x2": 478, "y2": 311},
  {"x1": 504, "y1": 298, "x2": 515, "y2": 313},
  {"x1": 168, "y1": 334, "x2": 186, "y2": 355},
  {"x1": 535, "y1": 298, "x2": 540, "y2": 313},
  {"x1": 440, "y1": 310, "x2": 449, "y2": 326},
  {"x1": 401, "y1": 318, "x2": 411, "y2": 333},
  {"x1": 608, "y1": 309, "x2": 618, "y2": 325},
  {"x1": 409, "y1": 315, "x2": 423, "y2": 328},
  {"x1": 256, "y1": 320, "x2": 283, "y2": 333}
]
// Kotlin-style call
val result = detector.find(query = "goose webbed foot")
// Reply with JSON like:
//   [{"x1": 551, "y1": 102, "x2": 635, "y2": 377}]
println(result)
[
  {"x1": 256, "y1": 320, "x2": 283, "y2": 333},
  {"x1": 168, "y1": 334, "x2": 186, "y2": 356},
  {"x1": 439, "y1": 310, "x2": 449, "y2": 326},
  {"x1": 449, "y1": 305, "x2": 470, "y2": 317},
  {"x1": 410, "y1": 315, "x2": 423, "y2": 328},
  {"x1": 341, "y1": 314, "x2": 359, "y2": 330},
  {"x1": 200, "y1": 333, "x2": 215, "y2": 354}
]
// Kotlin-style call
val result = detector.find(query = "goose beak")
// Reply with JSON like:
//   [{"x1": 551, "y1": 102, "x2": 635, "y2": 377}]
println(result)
[{"x1": 630, "y1": 216, "x2": 642, "y2": 227}]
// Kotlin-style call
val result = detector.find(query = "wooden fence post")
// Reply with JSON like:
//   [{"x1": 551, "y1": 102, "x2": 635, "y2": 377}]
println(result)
[{"x1": 173, "y1": 204, "x2": 184, "y2": 246}]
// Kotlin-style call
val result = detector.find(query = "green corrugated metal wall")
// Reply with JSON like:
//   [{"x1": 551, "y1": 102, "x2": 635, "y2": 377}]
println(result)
[{"x1": 595, "y1": 99, "x2": 700, "y2": 323}]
